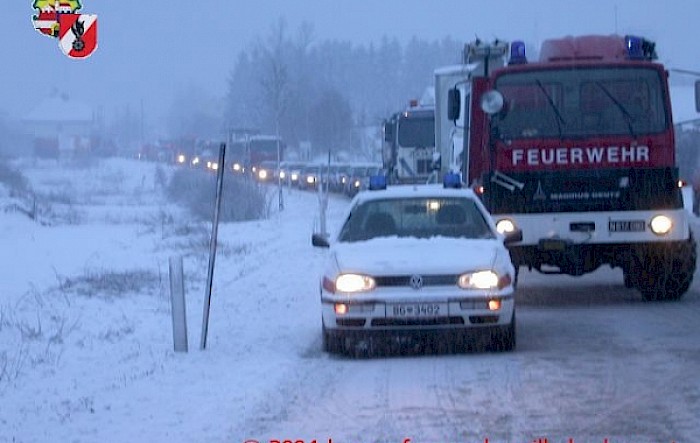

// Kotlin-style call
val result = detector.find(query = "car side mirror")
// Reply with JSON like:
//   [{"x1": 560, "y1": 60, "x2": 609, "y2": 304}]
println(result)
[
  {"x1": 503, "y1": 229, "x2": 523, "y2": 245},
  {"x1": 312, "y1": 233, "x2": 330, "y2": 248}
]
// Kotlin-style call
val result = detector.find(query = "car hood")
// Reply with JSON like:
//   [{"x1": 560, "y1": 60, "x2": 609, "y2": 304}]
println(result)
[{"x1": 330, "y1": 237, "x2": 509, "y2": 276}]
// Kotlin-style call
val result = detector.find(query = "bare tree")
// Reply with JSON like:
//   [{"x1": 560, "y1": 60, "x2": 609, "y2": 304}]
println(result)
[{"x1": 255, "y1": 18, "x2": 291, "y2": 131}]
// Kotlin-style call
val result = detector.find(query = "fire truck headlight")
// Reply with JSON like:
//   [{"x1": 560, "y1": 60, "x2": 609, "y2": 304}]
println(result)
[
  {"x1": 480, "y1": 90, "x2": 505, "y2": 115},
  {"x1": 650, "y1": 215, "x2": 673, "y2": 235},
  {"x1": 496, "y1": 219, "x2": 517, "y2": 234}
]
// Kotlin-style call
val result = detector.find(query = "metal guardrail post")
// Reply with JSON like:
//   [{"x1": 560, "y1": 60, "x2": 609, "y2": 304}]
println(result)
[{"x1": 169, "y1": 255, "x2": 188, "y2": 353}]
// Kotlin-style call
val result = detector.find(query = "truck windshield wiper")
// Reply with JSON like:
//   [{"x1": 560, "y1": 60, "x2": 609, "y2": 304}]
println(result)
[
  {"x1": 535, "y1": 79, "x2": 566, "y2": 139},
  {"x1": 595, "y1": 81, "x2": 636, "y2": 138}
]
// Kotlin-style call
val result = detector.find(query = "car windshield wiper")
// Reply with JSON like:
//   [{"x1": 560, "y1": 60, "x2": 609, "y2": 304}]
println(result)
[
  {"x1": 535, "y1": 79, "x2": 566, "y2": 139},
  {"x1": 595, "y1": 81, "x2": 636, "y2": 138}
]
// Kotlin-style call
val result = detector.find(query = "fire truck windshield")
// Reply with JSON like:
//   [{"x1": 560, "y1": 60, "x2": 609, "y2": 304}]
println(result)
[
  {"x1": 494, "y1": 67, "x2": 668, "y2": 140},
  {"x1": 250, "y1": 139, "x2": 280, "y2": 153},
  {"x1": 397, "y1": 114, "x2": 435, "y2": 148}
]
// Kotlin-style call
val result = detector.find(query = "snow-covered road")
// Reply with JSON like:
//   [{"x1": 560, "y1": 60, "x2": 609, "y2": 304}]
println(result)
[
  {"x1": 221, "y1": 177, "x2": 700, "y2": 443},
  {"x1": 239, "y1": 267, "x2": 700, "y2": 443}
]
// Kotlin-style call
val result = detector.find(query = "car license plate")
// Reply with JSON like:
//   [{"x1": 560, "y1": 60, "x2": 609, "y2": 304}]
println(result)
[
  {"x1": 390, "y1": 303, "x2": 444, "y2": 317},
  {"x1": 609, "y1": 220, "x2": 646, "y2": 232},
  {"x1": 539, "y1": 238, "x2": 567, "y2": 251}
]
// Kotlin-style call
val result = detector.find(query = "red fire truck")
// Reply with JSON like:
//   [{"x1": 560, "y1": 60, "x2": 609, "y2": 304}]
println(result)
[{"x1": 443, "y1": 35, "x2": 697, "y2": 301}]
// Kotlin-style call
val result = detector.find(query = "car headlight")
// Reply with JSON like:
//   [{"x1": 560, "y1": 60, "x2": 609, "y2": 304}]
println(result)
[
  {"x1": 650, "y1": 215, "x2": 673, "y2": 235},
  {"x1": 258, "y1": 170, "x2": 268, "y2": 180},
  {"x1": 458, "y1": 270, "x2": 511, "y2": 290},
  {"x1": 280, "y1": 171, "x2": 286, "y2": 179},
  {"x1": 335, "y1": 274, "x2": 376, "y2": 293},
  {"x1": 495, "y1": 219, "x2": 516, "y2": 234},
  {"x1": 232, "y1": 163, "x2": 241, "y2": 172}
]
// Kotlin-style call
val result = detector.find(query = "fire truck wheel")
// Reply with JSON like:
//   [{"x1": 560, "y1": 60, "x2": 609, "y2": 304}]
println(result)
[
  {"x1": 638, "y1": 234, "x2": 697, "y2": 302},
  {"x1": 623, "y1": 268, "x2": 635, "y2": 288}
]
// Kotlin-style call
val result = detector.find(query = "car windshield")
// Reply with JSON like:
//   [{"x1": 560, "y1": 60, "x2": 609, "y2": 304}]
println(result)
[
  {"x1": 494, "y1": 67, "x2": 668, "y2": 139},
  {"x1": 338, "y1": 197, "x2": 495, "y2": 242}
]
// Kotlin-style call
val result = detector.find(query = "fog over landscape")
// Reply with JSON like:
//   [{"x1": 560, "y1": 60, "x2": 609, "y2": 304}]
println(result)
[
  {"x1": 3, "y1": 2, "x2": 700, "y2": 442},
  {"x1": 3, "y1": 0, "x2": 700, "y2": 141}
]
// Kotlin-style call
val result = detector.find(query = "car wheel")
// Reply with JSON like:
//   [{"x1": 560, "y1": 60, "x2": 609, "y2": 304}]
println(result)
[
  {"x1": 322, "y1": 323, "x2": 343, "y2": 354},
  {"x1": 490, "y1": 311, "x2": 516, "y2": 352}
]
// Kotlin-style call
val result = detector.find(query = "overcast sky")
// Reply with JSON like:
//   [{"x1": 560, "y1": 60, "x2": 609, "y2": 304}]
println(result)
[{"x1": 4, "y1": 0, "x2": 700, "y2": 133}]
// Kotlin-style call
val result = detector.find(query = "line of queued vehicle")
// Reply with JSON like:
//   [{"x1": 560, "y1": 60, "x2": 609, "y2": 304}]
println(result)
[
  {"x1": 170, "y1": 151, "x2": 383, "y2": 198},
  {"x1": 247, "y1": 160, "x2": 384, "y2": 198}
]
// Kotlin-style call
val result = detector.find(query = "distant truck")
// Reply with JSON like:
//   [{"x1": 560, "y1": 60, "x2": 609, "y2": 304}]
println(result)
[
  {"x1": 382, "y1": 101, "x2": 437, "y2": 184},
  {"x1": 440, "y1": 35, "x2": 697, "y2": 301},
  {"x1": 228, "y1": 134, "x2": 286, "y2": 177}
]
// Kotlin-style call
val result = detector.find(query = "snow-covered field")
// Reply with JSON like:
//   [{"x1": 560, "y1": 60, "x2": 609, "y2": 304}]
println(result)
[
  {"x1": 1, "y1": 158, "x2": 699, "y2": 443},
  {"x1": 0, "y1": 158, "x2": 346, "y2": 442}
]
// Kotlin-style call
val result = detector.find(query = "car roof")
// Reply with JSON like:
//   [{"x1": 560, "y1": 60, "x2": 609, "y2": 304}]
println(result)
[{"x1": 352, "y1": 184, "x2": 479, "y2": 205}]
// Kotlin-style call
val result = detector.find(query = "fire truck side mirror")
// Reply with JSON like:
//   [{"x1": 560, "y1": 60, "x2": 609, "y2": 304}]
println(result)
[
  {"x1": 383, "y1": 121, "x2": 394, "y2": 142},
  {"x1": 481, "y1": 90, "x2": 505, "y2": 115},
  {"x1": 447, "y1": 88, "x2": 461, "y2": 122},
  {"x1": 695, "y1": 80, "x2": 700, "y2": 113}
]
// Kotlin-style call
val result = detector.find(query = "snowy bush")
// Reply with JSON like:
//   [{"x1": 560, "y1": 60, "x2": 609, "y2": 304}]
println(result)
[
  {"x1": 166, "y1": 169, "x2": 268, "y2": 221},
  {"x1": 58, "y1": 269, "x2": 161, "y2": 298},
  {"x1": 0, "y1": 163, "x2": 30, "y2": 196}
]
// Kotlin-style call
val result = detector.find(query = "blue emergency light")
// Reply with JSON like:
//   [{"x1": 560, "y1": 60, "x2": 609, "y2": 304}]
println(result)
[
  {"x1": 369, "y1": 174, "x2": 387, "y2": 190},
  {"x1": 625, "y1": 35, "x2": 656, "y2": 60},
  {"x1": 509, "y1": 41, "x2": 528, "y2": 65},
  {"x1": 625, "y1": 36, "x2": 644, "y2": 60},
  {"x1": 443, "y1": 173, "x2": 462, "y2": 189}
]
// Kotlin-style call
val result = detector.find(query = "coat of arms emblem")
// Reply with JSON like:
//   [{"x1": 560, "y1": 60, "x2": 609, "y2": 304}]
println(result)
[{"x1": 32, "y1": 1, "x2": 98, "y2": 59}]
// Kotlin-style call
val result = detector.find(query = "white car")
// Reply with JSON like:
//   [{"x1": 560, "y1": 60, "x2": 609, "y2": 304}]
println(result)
[{"x1": 312, "y1": 175, "x2": 522, "y2": 355}]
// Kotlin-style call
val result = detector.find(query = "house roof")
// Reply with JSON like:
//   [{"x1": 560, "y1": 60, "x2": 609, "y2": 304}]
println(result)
[{"x1": 23, "y1": 94, "x2": 94, "y2": 123}]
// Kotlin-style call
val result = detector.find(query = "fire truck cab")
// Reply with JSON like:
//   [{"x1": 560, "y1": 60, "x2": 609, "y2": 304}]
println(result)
[
  {"x1": 443, "y1": 35, "x2": 698, "y2": 301},
  {"x1": 383, "y1": 101, "x2": 437, "y2": 184}
]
